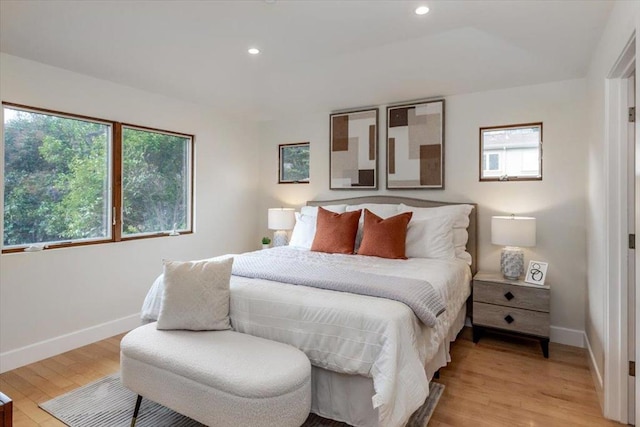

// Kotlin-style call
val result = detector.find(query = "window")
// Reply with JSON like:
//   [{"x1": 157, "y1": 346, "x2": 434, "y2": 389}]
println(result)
[
  {"x1": 3, "y1": 106, "x2": 112, "y2": 249},
  {"x1": 279, "y1": 142, "x2": 310, "y2": 183},
  {"x1": 2, "y1": 103, "x2": 194, "y2": 252},
  {"x1": 480, "y1": 123, "x2": 542, "y2": 181},
  {"x1": 483, "y1": 153, "x2": 502, "y2": 174},
  {"x1": 121, "y1": 126, "x2": 192, "y2": 236}
]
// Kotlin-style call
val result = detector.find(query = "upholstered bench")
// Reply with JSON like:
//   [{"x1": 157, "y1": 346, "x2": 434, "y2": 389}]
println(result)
[{"x1": 120, "y1": 323, "x2": 312, "y2": 427}]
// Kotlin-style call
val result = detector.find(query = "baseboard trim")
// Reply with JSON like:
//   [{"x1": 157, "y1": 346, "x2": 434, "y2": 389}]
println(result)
[
  {"x1": 0, "y1": 313, "x2": 141, "y2": 373},
  {"x1": 550, "y1": 325, "x2": 585, "y2": 347},
  {"x1": 585, "y1": 332, "x2": 605, "y2": 411}
]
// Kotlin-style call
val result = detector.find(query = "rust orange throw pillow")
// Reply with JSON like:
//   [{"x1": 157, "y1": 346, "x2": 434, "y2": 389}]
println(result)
[
  {"x1": 358, "y1": 209, "x2": 413, "y2": 259},
  {"x1": 310, "y1": 207, "x2": 361, "y2": 254}
]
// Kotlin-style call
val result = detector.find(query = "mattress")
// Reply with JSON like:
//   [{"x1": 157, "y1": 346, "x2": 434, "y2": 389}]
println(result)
[{"x1": 141, "y1": 247, "x2": 471, "y2": 427}]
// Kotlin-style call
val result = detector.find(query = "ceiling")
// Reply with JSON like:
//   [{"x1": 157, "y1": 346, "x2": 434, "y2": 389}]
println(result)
[{"x1": 0, "y1": 1, "x2": 613, "y2": 121}]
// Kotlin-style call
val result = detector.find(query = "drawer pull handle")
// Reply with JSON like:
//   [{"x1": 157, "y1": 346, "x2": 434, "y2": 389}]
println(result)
[
  {"x1": 504, "y1": 291, "x2": 514, "y2": 301},
  {"x1": 504, "y1": 315, "x2": 514, "y2": 324}
]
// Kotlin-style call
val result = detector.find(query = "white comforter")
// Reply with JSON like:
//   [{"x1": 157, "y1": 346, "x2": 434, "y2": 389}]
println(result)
[{"x1": 141, "y1": 247, "x2": 471, "y2": 427}]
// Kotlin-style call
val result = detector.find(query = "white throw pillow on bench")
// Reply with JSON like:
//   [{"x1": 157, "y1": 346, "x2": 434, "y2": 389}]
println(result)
[{"x1": 157, "y1": 258, "x2": 233, "y2": 331}]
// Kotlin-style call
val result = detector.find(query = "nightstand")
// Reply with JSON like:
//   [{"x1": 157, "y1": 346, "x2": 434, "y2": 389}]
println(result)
[
  {"x1": 0, "y1": 391, "x2": 12, "y2": 427},
  {"x1": 472, "y1": 272, "x2": 550, "y2": 358}
]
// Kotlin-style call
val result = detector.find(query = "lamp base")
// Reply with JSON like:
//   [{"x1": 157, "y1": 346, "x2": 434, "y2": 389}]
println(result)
[
  {"x1": 273, "y1": 230, "x2": 289, "y2": 247},
  {"x1": 500, "y1": 247, "x2": 524, "y2": 280}
]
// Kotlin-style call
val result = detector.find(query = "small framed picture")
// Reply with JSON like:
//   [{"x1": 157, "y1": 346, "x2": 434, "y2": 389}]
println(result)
[{"x1": 525, "y1": 261, "x2": 549, "y2": 286}]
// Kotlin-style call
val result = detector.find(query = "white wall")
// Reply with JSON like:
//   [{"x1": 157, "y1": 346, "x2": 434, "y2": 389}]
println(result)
[
  {"x1": 0, "y1": 54, "x2": 260, "y2": 372},
  {"x1": 258, "y1": 79, "x2": 588, "y2": 344},
  {"x1": 585, "y1": 0, "x2": 640, "y2": 417}
]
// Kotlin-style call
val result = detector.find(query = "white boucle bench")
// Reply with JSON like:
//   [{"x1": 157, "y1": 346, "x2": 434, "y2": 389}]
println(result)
[{"x1": 120, "y1": 323, "x2": 312, "y2": 427}]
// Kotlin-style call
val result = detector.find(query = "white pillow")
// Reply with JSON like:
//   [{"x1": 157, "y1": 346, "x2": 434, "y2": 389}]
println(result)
[
  {"x1": 300, "y1": 204, "x2": 347, "y2": 217},
  {"x1": 399, "y1": 203, "x2": 472, "y2": 227},
  {"x1": 141, "y1": 274, "x2": 164, "y2": 322},
  {"x1": 156, "y1": 258, "x2": 233, "y2": 331},
  {"x1": 399, "y1": 203, "x2": 473, "y2": 264},
  {"x1": 288, "y1": 212, "x2": 317, "y2": 249},
  {"x1": 346, "y1": 203, "x2": 400, "y2": 218},
  {"x1": 405, "y1": 216, "x2": 456, "y2": 259},
  {"x1": 347, "y1": 204, "x2": 400, "y2": 250},
  {"x1": 454, "y1": 230, "x2": 473, "y2": 264}
]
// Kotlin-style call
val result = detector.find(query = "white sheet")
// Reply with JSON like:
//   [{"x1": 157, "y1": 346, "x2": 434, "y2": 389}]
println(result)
[{"x1": 141, "y1": 248, "x2": 471, "y2": 427}]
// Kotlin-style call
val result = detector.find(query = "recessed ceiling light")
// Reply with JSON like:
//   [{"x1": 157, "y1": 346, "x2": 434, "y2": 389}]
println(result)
[
  {"x1": 248, "y1": 48, "x2": 260, "y2": 55},
  {"x1": 415, "y1": 6, "x2": 429, "y2": 15}
]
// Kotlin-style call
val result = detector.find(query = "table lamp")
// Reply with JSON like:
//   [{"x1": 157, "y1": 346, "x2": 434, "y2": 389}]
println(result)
[
  {"x1": 491, "y1": 215, "x2": 536, "y2": 280},
  {"x1": 268, "y1": 208, "x2": 296, "y2": 247}
]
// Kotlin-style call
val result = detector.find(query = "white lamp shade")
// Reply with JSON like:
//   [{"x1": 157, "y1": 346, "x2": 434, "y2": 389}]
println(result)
[
  {"x1": 491, "y1": 216, "x2": 536, "y2": 247},
  {"x1": 268, "y1": 208, "x2": 296, "y2": 231}
]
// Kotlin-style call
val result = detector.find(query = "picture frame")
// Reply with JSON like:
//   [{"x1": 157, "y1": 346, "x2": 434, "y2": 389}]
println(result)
[
  {"x1": 279, "y1": 142, "x2": 310, "y2": 184},
  {"x1": 386, "y1": 99, "x2": 445, "y2": 189},
  {"x1": 329, "y1": 108, "x2": 378, "y2": 189},
  {"x1": 524, "y1": 260, "x2": 549, "y2": 286}
]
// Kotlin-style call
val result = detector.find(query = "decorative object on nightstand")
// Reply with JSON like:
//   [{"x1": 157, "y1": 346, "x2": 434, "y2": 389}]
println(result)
[
  {"x1": 268, "y1": 208, "x2": 295, "y2": 247},
  {"x1": 491, "y1": 215, "x2": 536, "y2": 280},
  {"x1": 472, "y1": 271, "x2": 550, "y2": 358},
  {"x1": 261, "y1": 236, "x2": 271, "y2": 249},
  {"x1": 524, "y1": 260, "x2": 548, "y2": 286}
]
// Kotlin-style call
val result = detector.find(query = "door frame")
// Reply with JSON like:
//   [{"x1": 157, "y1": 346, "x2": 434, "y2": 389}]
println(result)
[
  {"x1": 627, "y1": 70, "x2": 636, "y2": 426},
  {"x1": 604, "y1": 33, "x2": 638, "y2": 423}
]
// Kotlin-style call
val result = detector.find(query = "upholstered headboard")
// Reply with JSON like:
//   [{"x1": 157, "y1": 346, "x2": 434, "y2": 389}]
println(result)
[{"x1": 307, "y1": 196, "x2": 478, "y2": 275}]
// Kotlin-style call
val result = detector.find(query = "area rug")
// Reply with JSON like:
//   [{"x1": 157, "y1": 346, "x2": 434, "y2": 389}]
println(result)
[{"x1": 40, "y1": 373, "x2": 444, "y2": 427}]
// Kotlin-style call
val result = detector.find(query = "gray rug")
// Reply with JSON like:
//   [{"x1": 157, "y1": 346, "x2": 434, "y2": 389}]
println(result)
[{"x1": 40, "y1": 373, "x2": 444, "y2": 427}]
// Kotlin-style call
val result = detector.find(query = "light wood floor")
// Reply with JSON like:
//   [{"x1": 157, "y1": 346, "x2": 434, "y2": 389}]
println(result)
[{"x1": 0, "y1": 328, "x2": 624, "y2": 427}]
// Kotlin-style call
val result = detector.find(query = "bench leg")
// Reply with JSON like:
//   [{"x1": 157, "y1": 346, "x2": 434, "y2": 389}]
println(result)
[{"x1": 130, "y1": 395, "x2": 143, "y2": 427}]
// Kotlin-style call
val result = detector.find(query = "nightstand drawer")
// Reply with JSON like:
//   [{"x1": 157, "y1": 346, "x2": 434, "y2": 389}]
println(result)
[
  {"x1": 473, "y1": 302, "x2": 550, "y2": 337},
  {"x1": 474, "y1": 280, "x2": 549, "y2": 312}
]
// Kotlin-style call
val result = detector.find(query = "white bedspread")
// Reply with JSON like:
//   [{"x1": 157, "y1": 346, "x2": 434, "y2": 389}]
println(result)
[{"x1": 141, "y1": 248, "x2": 471, "y2": 427}]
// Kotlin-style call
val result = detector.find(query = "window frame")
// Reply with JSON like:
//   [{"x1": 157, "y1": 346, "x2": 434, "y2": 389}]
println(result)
[
  {"x1": 118, "y1": 123, "x2": 194, "y2": 241},
  {"x1": 278, "y1": 142, "x2": 310, "y2": 184},
  {"x1": 479, "y1": 122, "x2": 543, "y2": 182},
  {"x1": 2, "y1": 102, "x2": 195, "y2": 253}
]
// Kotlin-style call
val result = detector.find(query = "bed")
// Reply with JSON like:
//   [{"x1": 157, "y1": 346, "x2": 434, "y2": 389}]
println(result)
[{"x1": 141, "y1": 196, "x2": 477, "y2": 427}]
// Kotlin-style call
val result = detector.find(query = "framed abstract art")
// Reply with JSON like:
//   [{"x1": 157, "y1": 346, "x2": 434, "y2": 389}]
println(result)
[
  {"x1": 329, "y1": 108, "x2": 378, "y2": 190},
  {"x1": 386, "y1": 99, "x2": 445, "y2": 189}
]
